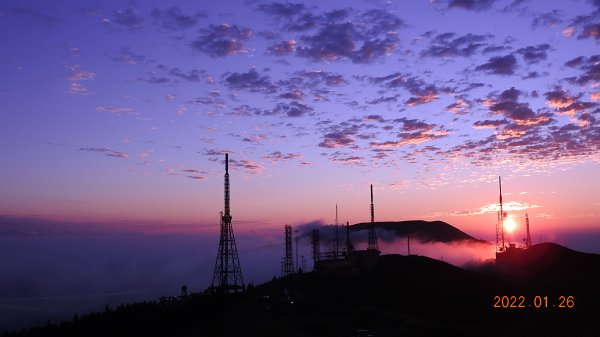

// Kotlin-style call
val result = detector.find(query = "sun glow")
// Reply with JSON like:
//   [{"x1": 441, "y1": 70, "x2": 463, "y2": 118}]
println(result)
[{"x1": 504, "y1": 217, "x2": 517, "y2": 233}]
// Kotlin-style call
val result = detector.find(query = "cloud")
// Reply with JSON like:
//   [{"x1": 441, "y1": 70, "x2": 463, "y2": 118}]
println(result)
[
  {"x1": 66, "y1": 65, "x2": 95, "y2": 95},
  {"x1": 151, "y1": 7, "x2": 205, "y2": 31},
  {"x1": 262, "y1": 7, "x2": 405, "y2": 64},
  {"x1": 96, "y1": 106, "x2": 135, "y2": 114},
  {"x1": 135, "y1": 73, "x2": 170, "y2": 84},
  {"x1": 78, "y1": 147, "x2": 128, "y2": 159},
  {"x1": 564, "y1": 55, "x2": 600, "y2": 86},
  {"x1": 455, "y1": 201, "x2": 541, "y2": 216},
  {"x1": 278, "y1": 90, "x2": 305, "y2": 100},
  {"x1": 369, "y1": 118, "x2": 448, "y2": 148},
  {"x1": 291, "y1": 70, "x2": 348, "y2": 88},
  {"x1": 111, "y1": 8, "x2": 144, "y2": 31},
  {"x1": 370, "y1": 130, "x2": 448, "y2": 148},
  {"x1": 230, "y1": 159, "x2": 263, "y2": 174},
  {"x1": 11, "y1": 7, "x2": 64, "y2": 27},
  {"x1": 296, "y1": 21, "x2": 399, "y2": 63},
  {"x1": 331, "y1": 155, "x2": 363, "y2": 164},
  {"x1": 446, "y1": 95, "x2": 473, "y2": 114},
  {"x1": 186, "y1": 176, "x2": 206, "y2": 181},
  {"x1": 227, "y1": 105, "x2": 263, "y2": 117},
  {"x1": 522, "y1": 71, "x2": 547, "y2": 79},
  {"x1": 421, "y1": 33, "x2": 489, "y2": 58},
  {"x1": 475, "y1": 54, "x2": 517, "y2": 75},
  {"x1": 544, "y1": 87, "x2": 578, "y2": 109},
  {"x1": 319, "y1": 132, "x2": 355, "y2": 148},
  {"x1": 189, "y1": 95, "x2": 225, "y2": 109},
  {"x1": 191, "y1": 23, "x2": 253, "y2": 57},
  {"x1": 224, "y1": 69, "x2": 276, "y2": 94},
  {"x1": 202, "y1": 148, "x2": 232, "y2": 156},
  {"x1": 563, "y1": 26, "x2": 576, "y2": 37},
  {"x1": 240, "y1": 134, "x2": 268, "y2": 145},
  {"x1": 110, "y1": 47, "x2": 148, "y2": 65},
  {"x1": 368, "y1": 73, "x2": 444, "y2": 106},
  {"x1": 256, "y1": 3, "x2": 317, "y2": 31},
  {"x1": 531, "y1": 10, "x2": 563, "y2": 29},
  {"x1": 268, "y1": 39, "x2": 297, "y2": 56},
  {"x1": 268, "y1": 101, "x2": 313, "y2": 117},
  {"x1": 544, "y1": 87, "x2": 598, "y2": 116},
  {"x1": 257, "y1": 4, "x2": 354, "y2": 34},
  {"x1": 68, "y1": 83, "x2": 92, "y2": 96},
  {"x1": 364, "y1": 115, "x2": 386, "y2": 123},
  {"x1": 181, "y1": 169, "x2": 207, "y2": 174},
  {"x1": 473, "y1": 119, "x2": 509, "y2": 129},
  {"x1": 579, "y1": 22, "x2": 600, "y2": 41},
  {"x1": 486, "y1": 87, "x2": 552, "y2": 126},
  {"x1": 66, "y1": 65, "x2": 95, "y2": 81},
  {"x1": 516, "y1": 44, "x2": 551, "y2": 64},
  {"x1": 447, "y1": 0, "x2": 495, "y2": 11},
  {"x1": 169, "y1": 68, "x2": 205, "y2": 82},
  {"x1": 566, "y1": 12, "x2": 600, "y2": 41},
  {"x1": 262, "y1": 151, "x2": 302, "y2": 161},
  {"x1": 395, "y1": 117, "x2": 434, "y2": 132}
]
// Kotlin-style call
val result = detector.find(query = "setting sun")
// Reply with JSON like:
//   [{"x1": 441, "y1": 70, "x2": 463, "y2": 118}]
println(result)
[{"x1": 504, "y1": 217, "x2": 517, "y2": 233}]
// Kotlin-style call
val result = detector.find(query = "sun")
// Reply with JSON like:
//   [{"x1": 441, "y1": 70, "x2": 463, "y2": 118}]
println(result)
[{"x1": 504, "y1": 217, "x2": 517, "y2": 233}]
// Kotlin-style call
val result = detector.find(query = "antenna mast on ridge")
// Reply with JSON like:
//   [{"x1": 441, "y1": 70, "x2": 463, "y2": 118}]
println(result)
[
  {"x1": 368, "y1": 184, "x2": 379, "y2": 251},
  {"x1": 211, "y1": 153, "x2": 244, "y2": 293},
  {"x1": 496, "y1": 176, "x2": 506, "y2": 253},
  {"x1": 525, "y1": 213, "x2": 532, "y2": 248}
]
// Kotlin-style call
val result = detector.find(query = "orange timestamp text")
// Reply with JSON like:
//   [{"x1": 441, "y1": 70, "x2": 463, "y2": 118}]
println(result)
[{"x1": 493, "y1": 295, "x2": 575, "y2": 309}]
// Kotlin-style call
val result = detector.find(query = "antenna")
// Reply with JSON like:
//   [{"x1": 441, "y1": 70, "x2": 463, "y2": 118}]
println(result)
[
  {"x1": 335, "y1": 204, "x2": 339, "y2": 258},
  {"x1": 311, "y1": 229, "x2": 320, "y2": 267},
  {"x1": 496, "y1": 176, "x2": 506, "y2": 253},
  {"x1": 368, "y1": 184, "x2": 379, "y2": 251},
  {"x1": 282, "y1": 225, "x2": 294, "y2": 276},
  {"x1": 346, "y1": 221, "x2": 352, "y2": 253},
  {"x1": 525, "y1": 213, "x2": 532, "y2": 248},
  {"x1": 295, "y1": 229, "x2": 299, "y2": 271},
  {"x1": 211, "y1": 153, "x2": 244, "y2": 293}
]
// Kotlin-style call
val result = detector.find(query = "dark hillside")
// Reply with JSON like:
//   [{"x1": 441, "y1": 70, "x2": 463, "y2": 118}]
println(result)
[{"x1": 352, "y1": 220, "x2": 484, "y2": 243}]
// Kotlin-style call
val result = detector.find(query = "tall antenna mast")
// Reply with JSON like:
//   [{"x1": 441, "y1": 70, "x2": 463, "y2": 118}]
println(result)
[
  {"x1": 496, "y1": 176, "x2": 506, "y2": 252},
  {"x1": 346, "y1": 221, "x2": 352, "y2": 253},
  {"x1": 311, "y1": 229, "x2": 320, "y2": 266},
  {"x1": 295, "y1": 229, "x2": 299, "y2": 271},
  {"x1": 368, "y1": 184, "x2": 379, "y2": 251},
  {"x1": 335, "y1": 204, "x2": 339, "y2": 258},
  {"x1": 282, "y1": 225, "x2": 294, "y2": 276},
  {"x1": 525, "y1": 213, "x2": 532, "y2": 248},
  {"x1": 211, "y1": 153, "x2": 244, "y2": 292}
]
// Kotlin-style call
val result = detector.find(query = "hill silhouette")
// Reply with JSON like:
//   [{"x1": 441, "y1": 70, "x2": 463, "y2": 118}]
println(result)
[
  {"x1": 4, "y1": 241, "x2": 599, "y2": 337},
  {"x1": 352, "y1": 220, "x2": 484, "y2": 243}
]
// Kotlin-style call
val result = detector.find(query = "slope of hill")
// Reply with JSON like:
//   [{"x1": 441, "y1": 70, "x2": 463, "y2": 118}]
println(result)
[
  {"x1": 352, "y1": 220, "x2": 485, "y2": 243},
  {"x1": 4, "y1": 243, "x2": 600, "y2": 337}
]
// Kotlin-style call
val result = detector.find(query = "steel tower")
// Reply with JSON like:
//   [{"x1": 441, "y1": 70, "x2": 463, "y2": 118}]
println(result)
[
  {"x1": 496, "y1": 177, "x2": 506, "y2": 253},
  {"x1": 525, "y1": 213, "x2": 532, "y2": 248},
  {"x1": 211, "y1": 153, "x2": 244, "y2": 293},
  {"x1": 368, "y1": 184, "x2": 379, "y2": 251},
  {"x1": 282, "y1": 225, "x2": 294, "y2": 276}
]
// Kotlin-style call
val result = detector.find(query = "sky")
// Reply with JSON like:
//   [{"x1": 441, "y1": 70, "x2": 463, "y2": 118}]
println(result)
[
  {"x1": 2, "y1": 0, "x2": 599, "y2": 239},
  {"x1": 1, "y1": 0, "x2": 599, "y2": 330}
]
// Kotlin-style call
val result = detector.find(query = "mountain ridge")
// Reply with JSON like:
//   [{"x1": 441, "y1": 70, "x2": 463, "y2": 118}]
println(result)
[{"x1": 351, "y1": 220, "x2": 486, "y2": 244}]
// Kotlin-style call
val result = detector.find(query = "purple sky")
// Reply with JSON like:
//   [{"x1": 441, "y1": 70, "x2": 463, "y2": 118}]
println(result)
[
  {"x1": 1, "y1": 0, "x2": 599, "y2": 234},
  {"x1": 0, "y1": 0, "x2": 600, "y2": 330}
]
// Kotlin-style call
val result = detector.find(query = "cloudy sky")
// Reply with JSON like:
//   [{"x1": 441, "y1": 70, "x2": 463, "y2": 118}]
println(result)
[
  {"x1": 1, "y1": 0, "x2": 600, "y2": 241},
  {"x1": 1, "y1": 0, "x2": 600, "y2": 330}
]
